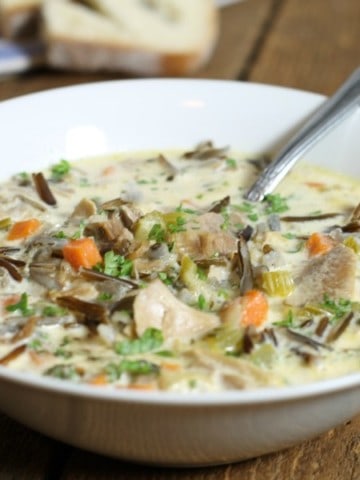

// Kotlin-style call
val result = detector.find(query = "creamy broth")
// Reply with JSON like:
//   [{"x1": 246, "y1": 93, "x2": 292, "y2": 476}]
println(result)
[{"x1": 0, "y1": 142, "x2": 359, "y2": 392}]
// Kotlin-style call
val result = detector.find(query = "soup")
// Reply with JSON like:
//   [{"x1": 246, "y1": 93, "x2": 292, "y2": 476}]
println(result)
[{"x1": 0, "y1": 141, "x2": 359, "y2": 392}]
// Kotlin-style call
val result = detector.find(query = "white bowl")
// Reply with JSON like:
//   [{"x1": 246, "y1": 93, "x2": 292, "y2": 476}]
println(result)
[{"x1": 0, "y1": 79, "x2": 359, "y2": 466}]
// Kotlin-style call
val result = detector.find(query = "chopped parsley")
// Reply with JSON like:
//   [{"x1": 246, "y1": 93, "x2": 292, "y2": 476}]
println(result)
[
  {"x1": 106, "y1": 359, "x2": 159, "y2": 379},
  {"x1": 264, "y1": 194, "x2": 289, "y2": 214},
  {"x1": 234, "y1": 201, "x2": 259, "y2": 221},
  {"x1": 53, "y1": 230, "x2": 67, "y2": 239},
  {"x1": 55, "y1": 348, "x2": 72, "y2": 359},
  {"x1": 158, "y1": 271, "x2": 173, "y2": 286},
  {"x1": 42, "y1": 305, "x2": 67, "y2": 317},
  {"x1": 97, "y1": 292, "x2": 113, "y2": 301},
  {"x1": 247, "y1": 213, "x2": 259, "y2": 222},
  {"x1": 45, "y1": 364, "x2": 79, "y2": 380},
  {"x1": 71, "y1": 220, "x2": 86, "y2": 240},
  {"x1": 148, "y1": 223, "x2": 166, "y2": 243},
  {"x1": 28, "y1": 338, "x2": 43, "y2": 352},
  {"x1": 273, "y1": 310, "x2": 294, "y2": 327},
  {"x1": 197, "y1": 294, "x2": 207, "y2": 311},
  {"x1": 220, "y1": 209, "x2": 230, "y2": 231},
  {"x1": 226, "y1": 158, "x2": 237, "y2": 168},
  {"x1": 320, "y1": 295, "x2": 352, "y2": 321},
  {"x1": 6, "y1": 293, "x2": 34, "y2": 316},
  {"x1": 102, "y1": 251, "x2": 133, "y2": 277},
  {"x1": 196, "y1": 267, "x2": 207, "y2": 281},
  {"x1": 167, "y1": 216, "x2": 186, "y2": 233},
  {"x1": 282, "y1": 232, "x2": 296, "y2": 239},
  {"x1": 50, "y1": 159, "x2": 71, "y2": 181},
  {"x1": 175, "y1": 204, "x2": 197, "y2": 215},
  {"x1": 115, "y1": 328, "x2": 164, "y2": 355}
]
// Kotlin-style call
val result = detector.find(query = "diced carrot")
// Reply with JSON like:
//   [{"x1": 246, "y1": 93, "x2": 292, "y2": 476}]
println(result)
[
  {"x1": 305, "y1": 182, "x2": 326, "y2": 191},
  {"x1": 101, "y1": 165, "x2": 117, "y2": 176},
  {"x1": 306, "y1": 232, "x2": 335, "y2": 257},
  {"x1": 162, "y1": 362, "x2": 181, "y2": 372},
  {"x1": 88, "y1": 373, "x2": 108, "y2": 386},
  {"x1": 62, "y1": 237, "x2": 102, "y2": 270},
  {"x1": 240, "y1": 289, "x2": 268, "y2": 327},
  {"x1": 7, "y1": 218, "x2": 41, "y2": 240}
]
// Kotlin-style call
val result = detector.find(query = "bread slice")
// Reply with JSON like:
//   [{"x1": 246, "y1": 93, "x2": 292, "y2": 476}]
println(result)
[
  {"x1": 42, "y1": 0, "x2": 219, "y2": 76},
  {"x1": 0, "y1": 0, "x2": 41, "y2": 38}
]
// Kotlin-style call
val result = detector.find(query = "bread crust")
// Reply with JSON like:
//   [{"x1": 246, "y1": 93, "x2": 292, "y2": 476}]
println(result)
[
  {"x1": 44, "y1": 4, "x2": 219, "y2": 76},
  {"x1": 46, "y1": 35, "x2": 216, "y2": 76}
]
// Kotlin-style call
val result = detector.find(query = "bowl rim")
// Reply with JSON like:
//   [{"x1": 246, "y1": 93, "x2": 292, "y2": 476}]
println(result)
[
  {"x1": 0, "y1": 76, "x2": 326, "y2": 108},
  {"x1": 0, "y1": 78, "x2": 359, "y2": 407},
  {"x1": 0, "y1": 364, "x2": 359, "y2": 406}
]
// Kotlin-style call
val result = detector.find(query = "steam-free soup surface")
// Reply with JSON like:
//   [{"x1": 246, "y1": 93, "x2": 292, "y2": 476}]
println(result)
[{"x1": 0, "y1": 142, "x2": 359, "y2": 392}]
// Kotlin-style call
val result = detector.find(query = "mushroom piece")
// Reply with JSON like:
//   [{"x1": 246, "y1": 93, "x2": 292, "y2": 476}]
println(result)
[
  {"x1": 133, "y1": 279, "x2": 220, "y2": 342},
  {"x1": 286, "y1": 245, "x2": 357, "y2": 307},
  {"x1": 70, "y1": 198, "x2": 97, "y2": 221},
  {"x1": 173, "y1": 230, "x2": 237, "y2": 260},
  {"x1": 236, "y1": 236, "x2": 254, "y2": 294}
]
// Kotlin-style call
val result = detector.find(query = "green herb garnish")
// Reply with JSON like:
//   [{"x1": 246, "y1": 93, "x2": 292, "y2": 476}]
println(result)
[
  {"x1": 264, "y1": 194, "x2": 289, "y2": 214},
  {"x1": 6, "y1": 293, "x2": 34, "y2": 316},
  {"x1": 115, "y1": 328, "x2": 164, "y2": 356},
  {"x1": 44, "y1": 364, "x2": 79, "y2": 380},
  {"x1": 102, "y1": 251, "x2": 133, "y2": 277},
  {"x1": 197, "y1": 294, "x2": 207, "y2": 310},
  {"x1": 51, "y1": 159, "x2": 71, "y2": 181},
  {"x1": 226, "y1": 158, "x2": 237, "y2": 168},
  {"x1": 320, "y1": 295, "x2": 352, "y2": 320},
  {"x1": 28, "y1": 338, "x2": 43, "y2": 352},
  {"x1": 158, "y1": 272, "x2": 173, "y2": 286},
  {"x1": 273, "y1": 310, "x2": 294, "y2": 327},
  {"x1": 71, "y1": 220, "x2": 86, "y2": 240},
  {"x1": 98, "y1": 292, "x2": 113, "y2": 301},
  {"x1": 148, "y1": 223, "x2": 166, "y2": 243},
  {"x1": 106, "y1": 359, "x2": 159, "y2": 379},
  {"x1": 42, "y1": 305, "x2": 67, "y2": 317},
  {"x1": 167, "y1": 216, "x2": 186, "y2": 233}
]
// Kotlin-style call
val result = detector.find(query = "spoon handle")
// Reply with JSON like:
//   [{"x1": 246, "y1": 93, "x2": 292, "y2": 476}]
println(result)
[{"x1": 244, "y1": 67, "x2": 360, "y2": 202}]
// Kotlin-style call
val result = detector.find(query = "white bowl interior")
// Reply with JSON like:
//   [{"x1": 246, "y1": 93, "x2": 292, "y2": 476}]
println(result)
[{"x1": 2, "y1": 79, "x2": 360, "y2": 180}]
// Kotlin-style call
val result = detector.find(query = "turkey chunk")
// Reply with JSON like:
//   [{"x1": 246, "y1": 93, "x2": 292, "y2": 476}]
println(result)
[
  {"x1": 287, "y1": 245, "x2": 357, "y2": 307},
  {"x1": 134, "y1": 280, "x2": 220, "y2": 343}
]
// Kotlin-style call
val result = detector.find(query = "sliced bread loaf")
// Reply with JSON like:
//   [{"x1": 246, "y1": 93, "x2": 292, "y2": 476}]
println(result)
[{"x1": 42, "y1": 0, "x2": 219, "y2": 76}]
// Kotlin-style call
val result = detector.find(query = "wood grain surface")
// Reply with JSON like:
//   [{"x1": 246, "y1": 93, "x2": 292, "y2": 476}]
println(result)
[{"x1": 0, "y1": 1, "x2": 359, "y2": 478}]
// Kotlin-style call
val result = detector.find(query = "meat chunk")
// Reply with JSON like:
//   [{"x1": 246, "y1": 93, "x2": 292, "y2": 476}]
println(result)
[
  {"x1": 133, "y1": 279, "x2": 220, "y2": 343},
  {"x1": 287, "y1": 245, "x2": 357, "y2": 307},
  {"x1": 173, "y1": 230, "x2": 237, "y2": 259}
]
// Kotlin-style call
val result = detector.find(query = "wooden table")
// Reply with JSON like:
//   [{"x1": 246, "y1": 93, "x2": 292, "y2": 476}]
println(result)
[{"x1": 0, "y1": 1, "x2": 359, "y2": 478}]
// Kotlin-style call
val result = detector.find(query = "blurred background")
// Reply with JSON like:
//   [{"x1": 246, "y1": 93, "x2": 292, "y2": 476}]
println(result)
[{"x1": 0, "y1": 0, "x2": 359, "y2": 101}]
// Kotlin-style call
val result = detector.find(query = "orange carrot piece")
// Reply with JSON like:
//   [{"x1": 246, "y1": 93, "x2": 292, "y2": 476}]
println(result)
[
  {"x1": 7, "y1": 218, "x2": 41, "y2": 240},
  {"x1": 305, "y1": 182, "x2": 326, "y2": 190},
  {"x1": 101, "y1": 165, "x2": 117, "y2": 176},
  {"x1": 62, "y1": 237, "x2": 102, "y2": 270},
  {"x1": 240, "y1": 289, "x2": 268, "y2": 327},
  {"x1": 88, "y1": 373, "x2": 108, "y2": 386},
  {"x1": 306, "y1": 232, "x2": 335, "y2": 257},
  {"x1": 162, "y1": 362, "x2": 181, "y2": 372}
]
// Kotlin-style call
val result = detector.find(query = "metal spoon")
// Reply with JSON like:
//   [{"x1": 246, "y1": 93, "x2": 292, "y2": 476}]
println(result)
[{"x1": 244, "y1": 66, "x2": 360, "y2": 202}]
